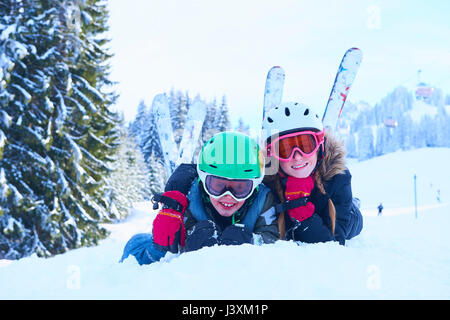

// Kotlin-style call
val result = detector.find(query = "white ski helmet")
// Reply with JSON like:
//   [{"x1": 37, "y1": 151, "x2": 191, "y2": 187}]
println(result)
[{"x1": 262, "y1": 101, "x2": 324, "y2": 144}]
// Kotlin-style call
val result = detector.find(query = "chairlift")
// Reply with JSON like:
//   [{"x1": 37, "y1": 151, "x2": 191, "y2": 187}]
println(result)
[
  {"x1": 415, "y1": 70, "x2": 434, "y2": 100},
  {"x1": 384, "y1": 118, "x2": 398, "y2": 128},
  {"x1": 415, "y1": 82, "x2": 434, "y2": 100}
]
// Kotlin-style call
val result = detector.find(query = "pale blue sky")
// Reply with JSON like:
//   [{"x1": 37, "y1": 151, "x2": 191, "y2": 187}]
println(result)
[{"x1": 108, "y1": 0, "x2": 450, "y2": 131}]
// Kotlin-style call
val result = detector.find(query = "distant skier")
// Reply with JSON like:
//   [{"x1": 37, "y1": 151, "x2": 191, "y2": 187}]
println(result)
[
  {"x1": 437, "y1": 189, "x2": 441, "y2": 203},
  {"x1": 377, "y1": 203, "x2": 383, "y2": 216}
]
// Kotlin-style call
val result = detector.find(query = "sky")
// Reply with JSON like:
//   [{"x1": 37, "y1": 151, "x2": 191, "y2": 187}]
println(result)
[{"x1": 107, "y1": 0, "x2": 450, "y2": 131}]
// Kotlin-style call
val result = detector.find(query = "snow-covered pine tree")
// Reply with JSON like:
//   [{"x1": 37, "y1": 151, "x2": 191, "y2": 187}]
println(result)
[
  {"x1": 138, "y1": 101, "x2": 165, "y2": 193},
  {"x1": 0, "y1": 0, "x2": 120, "y2": 259},
  {"x1": 168, "y1": 89, "x2": 188, "y2": 146},
  {"x1": 63, "y1": 0, "x2": 121, "y2": 224},
  {"x1": 374, "y1": 126, "x2": 385, "y2": 156},
  {"x1": 357, "y1": 126, "x2": 375, "y2": 160},
  {"x1": 434, "y1": 105, "x2": 449, "y2": 147},
  {"x1": 0, "y1": 0, "x2": 74, "y2": 258},
  {"x1": 200, "y1": 97, "x2": 217, "y2": 144},
  {"x1": 428, "y1": 88, "x2": 444, "y2": 107},
  {"x1": 345, "y1": 134, "x2": 358, "y2": 158},
  {"x1": 397, "y1": 114, "x2": 413, "y2": 151},
  {"x1": 129, "y1": 100, "x2": 148, "y2": 147},
  {"x1": 140, "y1": 107, "x2": 163, "y2": 163},
  {"x1": 215, "y1": 95, "x2": 230, "y2": 132},
  {"x1": 235, "y1": 117, "x2": 250, "y2": 135},
  {"x1": 146, "y1": 155, "x2": 166, "y2": 195},
  {"x1": 105, "y1": 127, "x2": 152, "y2": 219}
]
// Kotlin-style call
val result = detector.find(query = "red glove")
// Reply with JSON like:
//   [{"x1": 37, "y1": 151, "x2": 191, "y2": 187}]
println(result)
[
  {"x1": 285, "y1": 175, "x2": 315, "y2": 222},
  {"x1": 152, "y1": 190, "x2": 188, "y2": 253}
]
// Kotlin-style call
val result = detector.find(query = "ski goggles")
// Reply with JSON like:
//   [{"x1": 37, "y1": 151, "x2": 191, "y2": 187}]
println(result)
[
  {"x1": 266, "y1": 130, "x2": 325, "y2": 162},
  {"x1": 198, "y1": 171, "x2": 262, "y2": 201}
]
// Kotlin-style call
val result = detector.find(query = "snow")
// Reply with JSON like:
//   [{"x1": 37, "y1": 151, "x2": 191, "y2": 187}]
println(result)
[
  {"x1": 1, "y1": 148, "x2": 449, "y2": 299},
  {"x1": 0, "y1": 24, "x2": 16, "y2": 41},
  {"x1": 0, "y1": 130, "x2": 6, "y2": 149},
  {"x1": 11, "y1": 84, "x2": 31, "y2": 103}
]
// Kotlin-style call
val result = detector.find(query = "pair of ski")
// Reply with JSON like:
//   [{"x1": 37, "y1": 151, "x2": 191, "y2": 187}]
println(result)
[
  {"x1": 150, "y1": 94, "x2": 206, "y2": 177},
  {"x1": 263, "y1": 47, "x2": 363, "y2": 131},
  {"x1": 153, "y1": 47, "x2": 362, "y2": 178}
]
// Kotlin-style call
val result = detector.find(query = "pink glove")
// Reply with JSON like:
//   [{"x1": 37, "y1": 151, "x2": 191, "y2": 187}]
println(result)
[
  {"x1": 285, "y1": 175, "x2": 315, "y2": 222},
  {"x1": 152, "y1": 190, "x2": 188, "y2": 253}
]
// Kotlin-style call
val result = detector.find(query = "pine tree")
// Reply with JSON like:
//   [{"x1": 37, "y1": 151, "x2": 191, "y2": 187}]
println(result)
[
  {"x1": 374, "y1": 126, "x2": 386, "y2": 156},
  {"x1": 445, "y1": 94, "x2": 450, "y2": 106},
  {"x1": 201, "y1": 98, "x2": 218, "y2": 144},
  {"x1": 216, "y1": 95, "x2": 230, "y2": 132},
  {"x1": 168, "y1": 89, "x2": 188, "y2": 146},
  {"x1": 0, "y1": 0, "x2": 120, "y2": 259},
  {"x1": 68, "y1": 0, "x2": 121, "y2": 222},
  {"x1": 357, "y1": 126, "x2": 374, "y2": 160},
  {"x1": 0, "y1": 0, "x2": 73, "y2": 258},
  {"x1": 106, "y1": 127, "x2": 152, "y2": 219},
  {"x1": 235, "y1": 117, "x2": 250, "y2": 135},
  {"x1": 130, "y1": 100, "x2": 148, "y2": 147},
  {"x1": 147, "y1": 155, "x2": 166, "y2": 195},
  {"x1": 345, "y1": 133, "x2": 357, "y2": 158},
  {"x1": 140, "y1": 108, "x2": 163, "y2": 162}
]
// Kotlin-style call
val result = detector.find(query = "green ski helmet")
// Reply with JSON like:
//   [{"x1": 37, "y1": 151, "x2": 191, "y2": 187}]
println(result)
[{"x1": 197, "y1": 131, "x2": 265, "y2": 199}]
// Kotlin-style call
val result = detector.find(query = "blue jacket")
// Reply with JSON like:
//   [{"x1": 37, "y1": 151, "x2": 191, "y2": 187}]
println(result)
[
  {"x1": 186, "y1": 181, "x2": 272, "y2": 233},
  {"x1": 120, "y1": 180, "x2": 278, "y2": 265}
]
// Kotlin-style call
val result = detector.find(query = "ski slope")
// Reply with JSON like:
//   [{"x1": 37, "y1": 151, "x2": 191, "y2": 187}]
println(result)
[{"x1": 1, "y1": 148, "x2": 449, "y2": 299}]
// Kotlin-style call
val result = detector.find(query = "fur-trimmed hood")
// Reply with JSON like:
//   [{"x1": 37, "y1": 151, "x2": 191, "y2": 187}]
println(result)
[{"x1": 314, "y1": 130, "x2": 347, "y2": 194}]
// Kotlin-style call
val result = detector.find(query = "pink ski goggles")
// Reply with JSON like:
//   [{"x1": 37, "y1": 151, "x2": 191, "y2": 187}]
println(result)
[{"x1": 266, "y1": 130, "x2": 325, "y2": 162}]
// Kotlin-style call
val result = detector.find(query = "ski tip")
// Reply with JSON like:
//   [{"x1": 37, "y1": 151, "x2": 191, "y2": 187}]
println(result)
[
  {"x1": 269, "y1": 65, "x2": 285, "y2": 72},
  {"x1": 349, "y1": 47, "x2": 363, "y2": 57}
]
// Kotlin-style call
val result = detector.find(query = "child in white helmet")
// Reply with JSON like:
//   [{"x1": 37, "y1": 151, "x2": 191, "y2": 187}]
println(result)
[{"x1": 262, "y1": 101, "x2": 363, "y2": 244}]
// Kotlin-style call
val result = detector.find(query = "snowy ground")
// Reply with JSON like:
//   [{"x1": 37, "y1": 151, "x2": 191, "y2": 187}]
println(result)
[{"x1": 1, "y1": 148, "x2": 450, "y2": 299}]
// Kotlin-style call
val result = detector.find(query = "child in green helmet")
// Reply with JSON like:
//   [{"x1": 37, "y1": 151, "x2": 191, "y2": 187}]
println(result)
[{"x1": 120, "y1": 132, "x2": 279, "y2": 265}]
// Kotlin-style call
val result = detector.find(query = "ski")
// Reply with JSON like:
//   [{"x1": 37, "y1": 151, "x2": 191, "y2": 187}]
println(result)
[
  {"x1": 262, "y1": 66, "x2": 285, "y2": 121},
  {"x1": 151, "y1": 93, "x2": 178, "y2": 177},
  {"x1": 176, "y1": 99, "x2": 207, "y2": 166},
  {"x1": 322, "y1": 48, "x2": 363, "y2": 131}
]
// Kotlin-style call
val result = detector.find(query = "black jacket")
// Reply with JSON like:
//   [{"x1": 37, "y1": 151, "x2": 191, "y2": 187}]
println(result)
[{"x1": 264, "y1": 130, "x2": 363, "y2": 245}]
